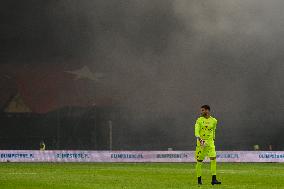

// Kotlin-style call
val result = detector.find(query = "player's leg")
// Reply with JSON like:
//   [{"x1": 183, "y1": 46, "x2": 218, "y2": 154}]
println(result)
[
  {"x1": 195, "y1": 145, "x2": 206, "y2": 185},
  {"x1": 210, "y1": 157, "x2": 217, "y2": 175},
  {"x1": 208, "y1": 145, "x2": 221, "y2": 185},
  {"x1": 196, "y1": 159, "x2": 203, "y2": 185}
]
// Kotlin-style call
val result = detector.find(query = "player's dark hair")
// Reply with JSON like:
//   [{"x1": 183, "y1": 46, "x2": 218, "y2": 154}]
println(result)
[{"x1": 201, "y1": 105, "x2": 210, "y2": 111}]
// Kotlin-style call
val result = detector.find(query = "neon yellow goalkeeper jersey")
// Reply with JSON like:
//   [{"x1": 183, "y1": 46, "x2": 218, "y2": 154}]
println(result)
[{"x1": 194, "y1": 116, "x2": 217, "y2": 141}]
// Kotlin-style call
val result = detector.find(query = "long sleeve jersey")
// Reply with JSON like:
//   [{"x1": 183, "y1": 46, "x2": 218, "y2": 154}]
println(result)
[{"x1": 194, "y1": 116, "x2": 217, "y2": 141}]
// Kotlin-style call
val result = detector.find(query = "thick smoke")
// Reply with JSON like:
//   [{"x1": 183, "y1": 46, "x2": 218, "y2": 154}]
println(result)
[{"x1": 1, "y1": 0, "x2": 284, "y2": 149}]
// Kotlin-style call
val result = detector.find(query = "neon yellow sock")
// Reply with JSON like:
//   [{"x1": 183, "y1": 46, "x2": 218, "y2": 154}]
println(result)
[
  {"x1": 211, "y1": 159, "x2": 217, "y2": 175},
  {"x1": 196, "y1": 161, "x2": 202, "y2": 177}
]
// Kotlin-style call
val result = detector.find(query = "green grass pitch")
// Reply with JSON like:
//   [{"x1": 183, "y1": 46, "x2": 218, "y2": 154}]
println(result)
[{"x1": 0, "y1": 163, "x2": 283, "y2": 189}]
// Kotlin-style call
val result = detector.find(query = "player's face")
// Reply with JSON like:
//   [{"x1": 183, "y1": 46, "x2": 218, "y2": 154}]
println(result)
[{"x1": 200, "y1": 108, "x2": 209, "y2": 116}]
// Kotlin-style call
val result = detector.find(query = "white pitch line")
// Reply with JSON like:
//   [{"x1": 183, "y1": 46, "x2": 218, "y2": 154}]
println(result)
[{"x1": 3, "y1": 172, "x2": 38, "y2": 175}]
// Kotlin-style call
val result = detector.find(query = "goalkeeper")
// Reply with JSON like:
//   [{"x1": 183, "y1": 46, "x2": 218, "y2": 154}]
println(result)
[{"x1": 195, "y1": 105, "x2": 221, "y2": 185}]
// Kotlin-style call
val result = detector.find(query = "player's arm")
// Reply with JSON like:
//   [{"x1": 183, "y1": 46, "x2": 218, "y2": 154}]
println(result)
[
  {"x1": 195, "y1": 119, "x2": 205, "y2": 145},
  {"x1": 213, "y1": 119, "x2": 217, "y2": 140},
  {"x1": 195, "y1": 119, "x2": 200, "y2": 138}
]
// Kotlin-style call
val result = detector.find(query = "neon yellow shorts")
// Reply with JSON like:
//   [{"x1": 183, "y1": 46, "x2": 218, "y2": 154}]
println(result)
[{"x1": 195, "y1": 139, "x2": 216, "y2": 161}]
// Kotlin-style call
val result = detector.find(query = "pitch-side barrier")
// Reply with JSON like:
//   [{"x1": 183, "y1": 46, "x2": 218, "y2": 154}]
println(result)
[{"x1": 0, "y1": 151, "x2": 283, "y2": 162}]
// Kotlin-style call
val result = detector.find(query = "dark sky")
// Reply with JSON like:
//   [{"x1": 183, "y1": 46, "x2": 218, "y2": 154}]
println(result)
[{"x1": 1, "y1": 0, "x2": 284, "y2": 149}]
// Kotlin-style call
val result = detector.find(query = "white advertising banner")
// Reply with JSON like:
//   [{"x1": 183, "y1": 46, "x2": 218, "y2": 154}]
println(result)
[{"x1": 0, "y1": 151, "x2": 283, "y2": 163}]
